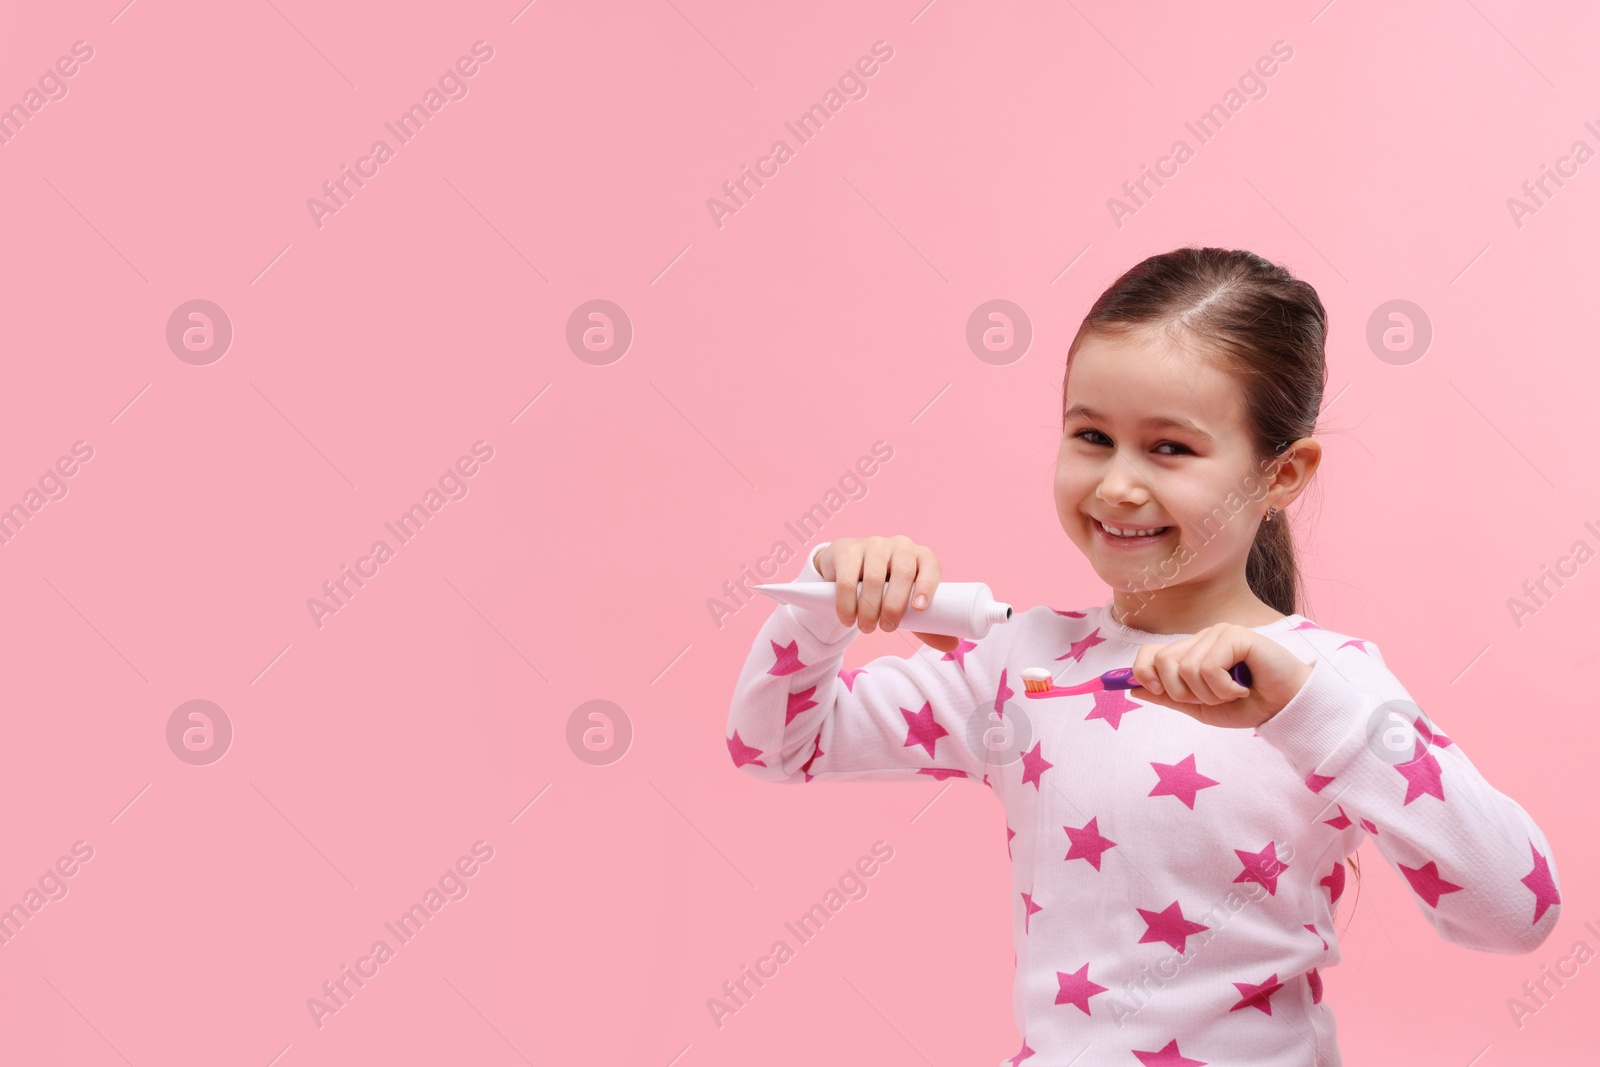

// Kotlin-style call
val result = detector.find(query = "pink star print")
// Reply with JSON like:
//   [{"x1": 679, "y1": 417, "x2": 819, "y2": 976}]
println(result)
[
  {"x1": 1137, "y1": 900, "x2": 1210, "y2": 954},
  {"x1": 801, "y1": 736, "x2": 823, "y2": 781},
  {"x1": 1338, "y1": 639, "x2": 1371, "y2": 654},
  {"x1": 1019, "y1": 741, "x2": 1054, "y2": 790},
  {"x1": 1305, "y1": 771, "x2": 1336, "y2": 793},
  {"x1": 941, "y1": 638, "x2": 978, "y2": 672},
  {"x1": 994, "y1": 668, "x2": 1014, "y2": 714},
  {"x1": 1292, "y1": 619, "x2": 1322, "y2": 631},
  {"x1": 1395, "y1": 738, "x2": 1446, "y2": 804},
  {"x1": 1022, "y1": 891, "x2": 1044, "y2": 933},
  {"x1": 1234, "y1": 842, "x2": 1287, "y2": 895},
  {"x1": 917, "y1": 767, "x2": 968, "y2": 781},
  {"x1": 727, "y1": 731, "x2": 765, "y2": 769},
  {"x1": 1052, "y1": 608, "x2": 1087, "y2": 617},
  {"x1": 1086, "y1": 688, "x2": 1141, "y2": 730},
  {"x1": 1308, "y1": 967, "x2": 1323, "y2": 1003},
  {"x1": 785, "y1": 686, "x2": 818, "y2": 725},
  {"x1": 768, "y1": 639, "x2": 806, "y2": 676},
  {"x1": 1415, "y1": 716, "x2": 1452, "y2": 748},
  {"x1": 1056, "y1": 628, "x2": 1106, "y2": 663},
  {"x1": 1324, "y1": 805, "x2": 1352, "y2": 830},
  {"x1": 1230, "y1": 972, "x2": 1284, "y2": 1014},
  {"x1": 1360, "y1": 817, "x2": 1379, "y2": 836},
  {"x1": 901, "y1": 701, "x2": 948, "y2": 758},
  {"x1": 1064, "y1": 816, "x2": 1118, "y2": 870},
  {"x1": 1007, "y1": 1041, "x2": 1035, "y2": 1066},
  {"x1": 1006, "y1": 825, "x2": 1016, "y2": 859},
  {"x1": 1149, "y1": 754, "x2": 1220, "y2": 809},
  {"x1": 1305, "y1": 923, "x2": 1328, "y2": 950},
  {"x1": 1400, "y1": 860, "x2": 1464, "y2": 908},
  {"x1": 838, "y1": 667, "x2": 867, "y2": 691},
  {"x1": 1321, "y1": 860, "x2": 1346, "y2": 905},
  {"x1": 1521, "y1": 842, "x2": 1561, "y2": 923},
  {"x1": 1054, "y1": 962, "x2": 1108, "y2": 1014},
  {"x1": 1132, "y1": 1038, "x2": 1207, "y2": 1066}
]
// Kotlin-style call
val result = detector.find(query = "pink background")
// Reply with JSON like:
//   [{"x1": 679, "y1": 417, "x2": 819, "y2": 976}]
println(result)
[{"x1": 1, "y1": 0, "x2": 1595, "y2": 1063}]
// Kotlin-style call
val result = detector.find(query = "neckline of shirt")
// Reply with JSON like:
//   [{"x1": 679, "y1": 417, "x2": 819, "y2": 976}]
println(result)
[{"x1": 1089, "y1": 601, "x2": 1306, "y2": 643}]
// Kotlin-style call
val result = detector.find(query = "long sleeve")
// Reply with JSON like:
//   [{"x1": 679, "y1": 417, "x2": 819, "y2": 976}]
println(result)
[
  {"x1": 1254, "y1": 637, "x2": 1561, "y2": 955},
  {"x1": 725, "y1": 541, "x2": 1018, "y2": 785}
]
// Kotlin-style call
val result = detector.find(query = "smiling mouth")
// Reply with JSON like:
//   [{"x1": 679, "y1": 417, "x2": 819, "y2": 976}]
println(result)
[{"x1": 1093, "y1": 518, "x2": 1173, "y2": 542}]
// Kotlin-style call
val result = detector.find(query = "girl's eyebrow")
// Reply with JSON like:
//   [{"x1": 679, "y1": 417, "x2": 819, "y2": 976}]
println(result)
[{"x1": 1063, "y1": 403, "x2": 1214, "y2": 442}]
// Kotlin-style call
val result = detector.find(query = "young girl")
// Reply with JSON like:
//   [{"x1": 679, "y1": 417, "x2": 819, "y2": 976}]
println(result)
[{"x1": 724, "y1": 247, "x2": 1561, "y2": 1066}]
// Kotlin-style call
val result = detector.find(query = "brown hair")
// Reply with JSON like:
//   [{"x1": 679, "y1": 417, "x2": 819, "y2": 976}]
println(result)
[
  {"x1": 1062, "y1": 246, "x2": 1328, "y2": 616},
  {"x1": 1063, "y1": 245, "x2": 1361, "y2": 902}
]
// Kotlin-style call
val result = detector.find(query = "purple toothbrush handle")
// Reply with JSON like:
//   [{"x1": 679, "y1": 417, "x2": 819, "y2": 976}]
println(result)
[
  {"x1": 1100, "y1": 667, "x2": 1138, "y2": 689},
  {"x1": 1101, "y1": 662, "x2": 1253, "y2": 690}
]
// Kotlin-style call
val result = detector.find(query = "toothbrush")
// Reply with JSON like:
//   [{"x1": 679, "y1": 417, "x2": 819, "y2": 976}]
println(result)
[{"x1": 1020, "y1": 662, "x2": 1252, "y2": 699}]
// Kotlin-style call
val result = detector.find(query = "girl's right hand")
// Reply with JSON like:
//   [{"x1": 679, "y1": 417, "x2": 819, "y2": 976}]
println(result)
[{"x1": 811, "y1": 536, "x2": 959, "y2": 653}]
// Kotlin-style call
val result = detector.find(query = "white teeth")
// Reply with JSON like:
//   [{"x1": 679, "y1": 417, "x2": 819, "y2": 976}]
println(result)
[{"x1": 1100, "y1": 521, "x2": 1167, "y2": 538}]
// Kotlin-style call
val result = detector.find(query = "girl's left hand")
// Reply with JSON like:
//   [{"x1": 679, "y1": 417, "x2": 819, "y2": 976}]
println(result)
[{"x1": 1129, "y1": 624, "x2": 1314, "y2": 730}]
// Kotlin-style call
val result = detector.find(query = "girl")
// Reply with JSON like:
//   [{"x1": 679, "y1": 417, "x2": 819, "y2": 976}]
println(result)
[{"x1": 724, "y1": 247, "x2": 1561, "y2": 1066}]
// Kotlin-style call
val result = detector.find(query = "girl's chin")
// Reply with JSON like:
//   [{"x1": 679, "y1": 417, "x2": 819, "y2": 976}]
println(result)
[{"x1": 1089, "y1": 551, "x2": 1185, "y2": 587}]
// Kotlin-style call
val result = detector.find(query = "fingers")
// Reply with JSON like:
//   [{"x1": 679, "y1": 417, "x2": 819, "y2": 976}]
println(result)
[
  {"x1": 811, "y1": 543, "x2": 833, "y2": 582},
  {"x1": 830, "y1": 541, "x2": 861, "y2": 627},
  {"x1": 1195, "y1": 627, "x2": 1252, "y2": 703},
  {"x1": 856, "y1": 539, "x2": 892, "y2": 632},
  {"x1": 879, "y1": 541, "x2": 923, "y2": 631},
  {"x1": 1203, "y1": 643, "x2": 1248, "y2": 700},
  {"x1": 1151, "y1": 643, "x2": 1194, "y2": 702},
  {"x1": 826, "y1": 536, "x2": 942, "y2": 637},
  {"x1": 910, "y1": 550, "x2": 941, "y2": 615},
  {"x1": 1146, "y1": 631, "x2": 1213, "y2": 704},
  {"x1": 1131, "y1": 642, "x2": 1164, "y2": 695},
  {"x1": 1135, "y1": 627, "x2": 1251, "y2": 706},
  {"x1": 1176, "y1": 630, "x2": 1231, "y2": 705}
]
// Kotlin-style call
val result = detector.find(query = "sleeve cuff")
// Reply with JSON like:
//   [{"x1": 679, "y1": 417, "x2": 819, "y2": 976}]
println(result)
[
  {"x1": 1253, "y1": 655, "x2": 1373, "y2": 777},
  {"x1": 786, "y1": 541, "x2": 858, "y2": 644}
]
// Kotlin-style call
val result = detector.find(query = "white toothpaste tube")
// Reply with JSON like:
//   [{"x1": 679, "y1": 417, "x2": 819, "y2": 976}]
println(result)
[{"x1": 753, "y1": 580, "x2": 1013, "y2": 640}]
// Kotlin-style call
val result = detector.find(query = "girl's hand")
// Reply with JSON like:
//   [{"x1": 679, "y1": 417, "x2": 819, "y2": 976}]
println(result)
[
  {"x1": 1128, "y1": 623, "x2": 1314, "y2": 729},
  {"x1": 813, "y1": 536, "x2": 959, "y2": 653}
]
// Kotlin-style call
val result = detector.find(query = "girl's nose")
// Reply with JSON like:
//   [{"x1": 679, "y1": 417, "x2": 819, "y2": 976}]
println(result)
[{"x1": 1095, "y1": 451, "x2": 1151, "y2": 506}]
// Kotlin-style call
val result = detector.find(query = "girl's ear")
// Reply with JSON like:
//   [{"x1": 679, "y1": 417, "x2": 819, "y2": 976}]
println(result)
[{"x1": 1266, "y1": 438, "x2": 1322, "y2": 511}]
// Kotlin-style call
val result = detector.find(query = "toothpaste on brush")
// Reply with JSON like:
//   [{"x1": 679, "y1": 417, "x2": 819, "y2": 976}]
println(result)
[{"x1": 753, "y1": 580, "x2": 1013, "y2": 640}]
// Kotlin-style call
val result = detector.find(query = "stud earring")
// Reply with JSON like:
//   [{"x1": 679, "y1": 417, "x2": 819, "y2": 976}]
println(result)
[{"x1": 1265, "y1": 507, "x2": 1278, "y2": 522}]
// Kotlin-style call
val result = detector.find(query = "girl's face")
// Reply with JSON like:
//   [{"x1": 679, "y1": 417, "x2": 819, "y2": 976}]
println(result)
[{"x1": 1053, "y1": 327, "x2": 1273, "y2": 607}]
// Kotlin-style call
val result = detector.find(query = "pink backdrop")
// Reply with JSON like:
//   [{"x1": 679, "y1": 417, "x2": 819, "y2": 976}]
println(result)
[{"x1": 0, "y1": 1, "x2": 1594, "y2": 1063}]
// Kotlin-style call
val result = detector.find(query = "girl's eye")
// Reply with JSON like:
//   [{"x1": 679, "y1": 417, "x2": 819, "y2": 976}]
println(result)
[{"x1": 1073, "y1": 429, "x2": 1192, "y2": 455}]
